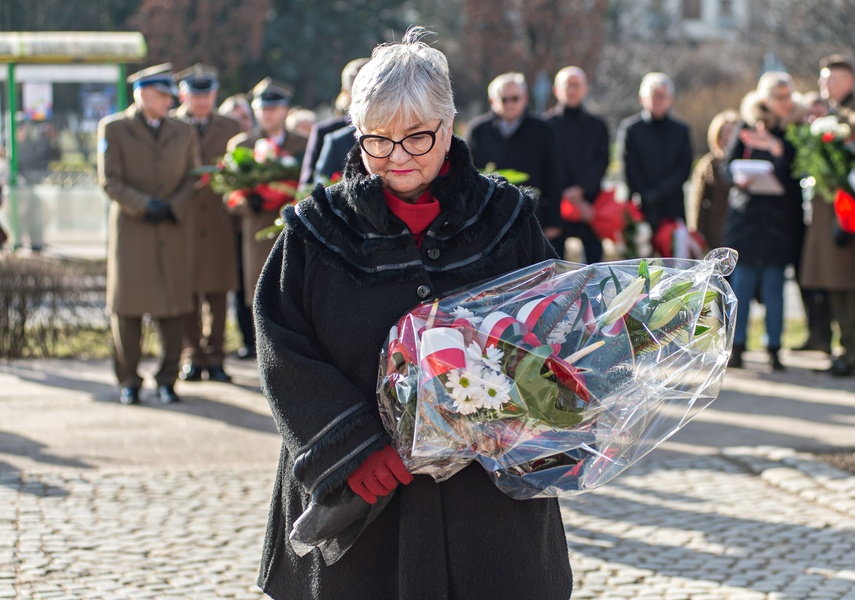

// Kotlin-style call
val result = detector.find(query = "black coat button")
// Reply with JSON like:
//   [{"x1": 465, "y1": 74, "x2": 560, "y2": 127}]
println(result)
[
  {"x1": 427, "y1": 248, "x2": 440, "y2": 260},
  {"x1": 417, "y1": 285, "x2": 432, "y2": 299}
]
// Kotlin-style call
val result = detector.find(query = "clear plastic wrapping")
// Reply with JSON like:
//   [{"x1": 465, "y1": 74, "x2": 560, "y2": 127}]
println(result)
[{"x1": 377, "y1": 249, "x2": 738, "y2": 499}]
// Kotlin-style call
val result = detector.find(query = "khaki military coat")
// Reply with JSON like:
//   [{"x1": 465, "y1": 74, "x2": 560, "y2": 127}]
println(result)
[
  {"x1": 173, "y1": 107, "x2": 242, "y2": 294},
  {"x1": 800, "y1": 194, "x2": 855, "y2": 290},
  {"x1": 226, "y1": 127, "x2": 307, "y2": 306},
  {"x1": 98, "y1": 105, "x2": 200, "y2": 317}
]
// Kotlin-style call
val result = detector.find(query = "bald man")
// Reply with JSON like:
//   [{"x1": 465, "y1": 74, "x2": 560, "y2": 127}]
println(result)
[{"x1": 544, "y1": 66, "x2": 609, "y2": 263}]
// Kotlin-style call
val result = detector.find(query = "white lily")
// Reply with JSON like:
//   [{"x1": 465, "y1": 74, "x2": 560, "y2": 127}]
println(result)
[{"x1": 599, "y1": 277, "x2": 646, "y2": 326}]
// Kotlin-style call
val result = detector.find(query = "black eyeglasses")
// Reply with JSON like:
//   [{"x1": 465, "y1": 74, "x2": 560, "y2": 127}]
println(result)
[
  {"x1": 500, "y1": 96, "x2": 522, "y2": 104},
  {"x1": 358, "y1": 120, "x2": 443, "y2": 159}
]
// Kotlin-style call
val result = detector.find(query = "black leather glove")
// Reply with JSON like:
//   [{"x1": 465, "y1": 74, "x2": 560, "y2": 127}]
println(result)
[
  {"x1": 246, "y1": 193, "x2": 264, "y2": 214},
  {"x1": 833, "y1": 223, "x2": 852, "y2": 248},
  {"x1": 144, "y1": 198, "x2": 175, "y2": 224}
]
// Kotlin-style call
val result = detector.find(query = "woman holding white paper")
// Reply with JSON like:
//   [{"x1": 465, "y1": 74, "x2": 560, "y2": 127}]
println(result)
[{"x1": 722, "y1": 72, "x2": 806, "y2": 370}]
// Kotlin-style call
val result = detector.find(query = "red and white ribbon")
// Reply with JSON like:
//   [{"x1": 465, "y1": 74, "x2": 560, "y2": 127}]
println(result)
[
  {"x1": 478, "y1": 311, "x2": 524, "y2": 348},
  {"x1": 419, "y1": 328, "x2": 467, "y2": 378}
]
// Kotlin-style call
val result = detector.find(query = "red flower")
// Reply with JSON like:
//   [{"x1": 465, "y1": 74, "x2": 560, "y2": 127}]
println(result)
[{"x1": 822, "y1": 131, "x2": 836, "y2": 143}]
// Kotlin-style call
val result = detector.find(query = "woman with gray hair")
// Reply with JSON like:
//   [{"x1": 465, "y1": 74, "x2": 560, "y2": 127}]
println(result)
[
  {"x1": 722, "y1": 71, "x2": 806, "y2": 370},
  {"x1": 253, "y1": 28, "x2": 571, "y2": 599}
]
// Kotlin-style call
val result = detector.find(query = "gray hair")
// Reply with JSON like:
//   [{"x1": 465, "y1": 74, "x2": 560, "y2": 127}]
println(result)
[
  {"x1": 755, "y1": 71, "x2": 794, "y2": 100},
  {"x1": 554, "y1": 66, "x2": 587, "y2": 88},
  {"x1": 639, "y1": 72, "x2": 674, "y2": 98},
  {"x1": 349, "y1": 26, "x2": 456, "y2": 132},
  {"x1": 487, "y1": 72, "x2": 527, "y2": 101}
]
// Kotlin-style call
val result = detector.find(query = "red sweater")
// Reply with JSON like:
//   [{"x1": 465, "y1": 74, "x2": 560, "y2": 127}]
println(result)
[{"x1": 382, "y1": 162, "x2": 449, "y2": 247}]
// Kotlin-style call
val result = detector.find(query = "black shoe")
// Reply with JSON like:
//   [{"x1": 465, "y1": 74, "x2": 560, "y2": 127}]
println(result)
[
  {"x1": 237, "y1": 346, "x2": 256, "y2": 360},
  {"x1": 179, "y1": 364, "x2": 204, "y2": 382},
  {"x1": 206, "y1": 364, "x2": 232, "y2": 383},
  {"x1": 793, "y1": 338, "x2": 832, "y2": 354},
  {"x1": 769, "y1": 348, "x2": 785, "y2": 371},
  {"x1": 119, "y1": 386, "x2": 140, "y2": 405},
  {"x1": 828, "y1": 358, "x2": 854, "y2": 377},
  {"x1": 728, "y1": 344, "x2": 744, "y2": 369},
  {"x1": 157, "y1": 385, "x2": 180, "y2": 404}
]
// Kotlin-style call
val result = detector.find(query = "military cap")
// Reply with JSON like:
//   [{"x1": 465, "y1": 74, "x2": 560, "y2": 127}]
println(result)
[
  {"x1": 250, "y1": 77, "x2": 293, "y2": 109},
  {"x1": 175, "y1": 63, "x2": 219, "y2": 95},
  {"x1": 820, "y1": 54, "x2": 855, "y2": 74},
  {"x1": 127, "y1": 63, "x2": 179, "y2": 96}
]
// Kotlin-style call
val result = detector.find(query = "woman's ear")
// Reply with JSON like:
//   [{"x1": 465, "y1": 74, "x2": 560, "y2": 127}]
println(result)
[{"x1": 445, "y1": 118, "x2": 455, "y2": 151}]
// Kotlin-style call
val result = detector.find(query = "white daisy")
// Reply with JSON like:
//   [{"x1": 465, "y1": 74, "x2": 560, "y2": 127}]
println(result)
[
  {"x1": 445, "y1": 368, "x2": 485, "y2": 415},
  {"x1": 451, "y1": 306, "x2": 484, "y2": 325},
  {"x1": 481, "y1": 346, "x2": 504, "y2": 372},
  {"x1": 479, "y1": 369, "x2": 513, "y2": 410}
]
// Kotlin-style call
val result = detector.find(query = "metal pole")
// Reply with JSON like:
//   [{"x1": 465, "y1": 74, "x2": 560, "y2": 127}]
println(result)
[
  {"x1": 117, "y1": 63, "x2": 127, "y2": 110},
  {"x1": 6, "y1": 62, "x2": 19, "y2": 247}
]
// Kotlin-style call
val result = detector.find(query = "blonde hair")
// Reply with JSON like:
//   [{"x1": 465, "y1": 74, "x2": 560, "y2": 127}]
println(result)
[{"x1": 706, "y1": 109, "x2": 739, "y2": 157}]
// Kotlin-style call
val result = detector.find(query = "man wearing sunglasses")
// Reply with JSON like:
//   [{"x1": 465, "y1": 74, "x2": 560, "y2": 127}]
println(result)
[{"x1": 466, "y1": 72, "x2": 562, "y2": 251}]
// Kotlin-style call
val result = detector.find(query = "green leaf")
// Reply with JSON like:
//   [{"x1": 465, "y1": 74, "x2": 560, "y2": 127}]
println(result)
[
  {"x1": 656, "y1": 280, "x2": 693, "y2": 304},
  {"x1": 513, "y1": 345, "x2": 583, "y2": 428}
]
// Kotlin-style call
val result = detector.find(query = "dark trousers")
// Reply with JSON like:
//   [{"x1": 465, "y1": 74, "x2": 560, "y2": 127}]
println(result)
[
  {"x1": 800, "y1": 288, "x2": 833, "y2": 349},
  {"x1": 830, "y1": 290, "x2": 855, "y2": 367},
  {"x1": 112, "y1": 314, "x2": 184, "y2": 388},
  {"x1": 182, "y1": 292, "x2": 228, "y2": 367},
  {"x1": 552, "y1": 222, "x2": 603, "y2": 264},
  {"x1": 234, "y1": 230, "x2": 255, "y2": 351}
]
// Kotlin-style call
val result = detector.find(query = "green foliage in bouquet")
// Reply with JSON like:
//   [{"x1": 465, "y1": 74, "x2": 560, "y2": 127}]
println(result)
[
  {"x1": 195, "y1": 145, "x2": 302, "y2": 196},
  {"x1": 787, "y1": 116, "x2": 855, "y2": 201}
]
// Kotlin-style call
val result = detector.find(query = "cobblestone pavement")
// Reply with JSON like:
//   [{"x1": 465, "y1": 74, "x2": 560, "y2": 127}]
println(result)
[{"x1": 1, "y1": 354, "x2": 854, "y2": 599}]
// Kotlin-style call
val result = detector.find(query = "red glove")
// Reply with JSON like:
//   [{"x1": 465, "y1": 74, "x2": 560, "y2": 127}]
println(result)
[{"x1": 347, "y1": 445, "x2": 413, "y2": 504}]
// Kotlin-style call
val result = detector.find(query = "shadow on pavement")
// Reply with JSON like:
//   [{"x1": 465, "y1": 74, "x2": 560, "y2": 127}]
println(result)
[
  {"x1": 137, "y1": 394, "x2": 278, "y2": 435},
  {"x1": 0, "y1": 360, "x2": 120, "y2": 402},
  {"x1": 0, "y1": 432, "x2": 94, "y2": 496},
  {"x1": 564, "y1": 481, "x2": 854, "y2": 598}
]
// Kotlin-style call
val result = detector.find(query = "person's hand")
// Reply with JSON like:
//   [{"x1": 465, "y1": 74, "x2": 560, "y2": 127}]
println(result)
[
  {"x1": 739, "y1": 124, "x2": 784, "y2": 157},
  {"x1": 347, "y1": 445, "x2": 413, "y2": 504},
  {"x1": 543, "y1": 226, "x2": 563, "y2": 240},
  {"x1": 144, "y1": 198, "x2": 175, "y2": 224},
  {"x1": 833, "y1": 223, "x2": 852, "y2": 247},
  {"x1": 732, "y1": 172, "x2": 753, "y2": 190}
]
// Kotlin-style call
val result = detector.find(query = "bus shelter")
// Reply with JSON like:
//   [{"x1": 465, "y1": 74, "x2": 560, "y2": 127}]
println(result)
[{"x1": 0, "y1": 32, "x2": 146, "y2": 254}]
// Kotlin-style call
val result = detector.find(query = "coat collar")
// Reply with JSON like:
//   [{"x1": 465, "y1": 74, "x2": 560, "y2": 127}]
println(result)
[
  {"x1": 125, "y1": 104, "x2": 182, "y2": 148},
  {"x1": 338, "y1": 135, "x2": 479, "y2": 233}
]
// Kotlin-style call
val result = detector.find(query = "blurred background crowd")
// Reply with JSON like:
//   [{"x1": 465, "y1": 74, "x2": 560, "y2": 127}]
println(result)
[{"x1": 2, "y1": 0, "x2": 855, "y2": 393}]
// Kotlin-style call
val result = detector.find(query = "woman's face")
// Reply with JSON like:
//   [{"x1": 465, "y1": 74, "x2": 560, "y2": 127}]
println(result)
[
  {"x1": 359, "y1": 117, "x2": 453, "y2": 202},
  {"x1": 766, "y1": 84, "x2": 793, "y2": 120}
]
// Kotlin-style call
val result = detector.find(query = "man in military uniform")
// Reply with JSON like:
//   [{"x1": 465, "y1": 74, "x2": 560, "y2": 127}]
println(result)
[
  {"x1": 97, "y1": 64, "x2": 200, "y2": 404},
  {"x1": 227, "y1": 78, "x2": 307, "y2": 312},
  {"x1": 172, "y1": 64, "x2": 242, "y2": 383},
  {"x1": 807, "y1": 54, "x2": 855, "y2": 376}
]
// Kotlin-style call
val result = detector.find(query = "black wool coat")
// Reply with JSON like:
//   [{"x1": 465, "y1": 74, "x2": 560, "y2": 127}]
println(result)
[
  {"x1": 254, "y1": 136, "x2": 572, "y2": 600},
  {"x1": 616, "y1": 112, "x2": 693, "y2": 230},
  {"x1": 466, "y1": 112, "x2": 563, "y2": 228},
  {"x1": 543, "y1": 104, "x2": 610, "y2": 203},
  {"x1": 721, "y1": 122, "x2": 805, "y2": 267}
]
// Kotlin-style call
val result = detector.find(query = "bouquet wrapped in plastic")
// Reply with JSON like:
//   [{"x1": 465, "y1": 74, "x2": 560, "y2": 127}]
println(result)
[
  {"x1": 195, "y1": 138, "x2": 301, "y2": 212},
  {"x1": 377, "y1": 249, "x2": 738, "y2": 499}
]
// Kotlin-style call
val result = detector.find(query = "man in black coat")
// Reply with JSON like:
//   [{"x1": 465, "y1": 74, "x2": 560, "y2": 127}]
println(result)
[
  {"x1": 616, "y1": 72, "x2": 692, "y2": 235},
  {"x1": 544, "y1": 66, "x2": 609, "y2": 263},
  {"x1": 466, "y1": 72, "x2": 564, "y2": 255}
]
